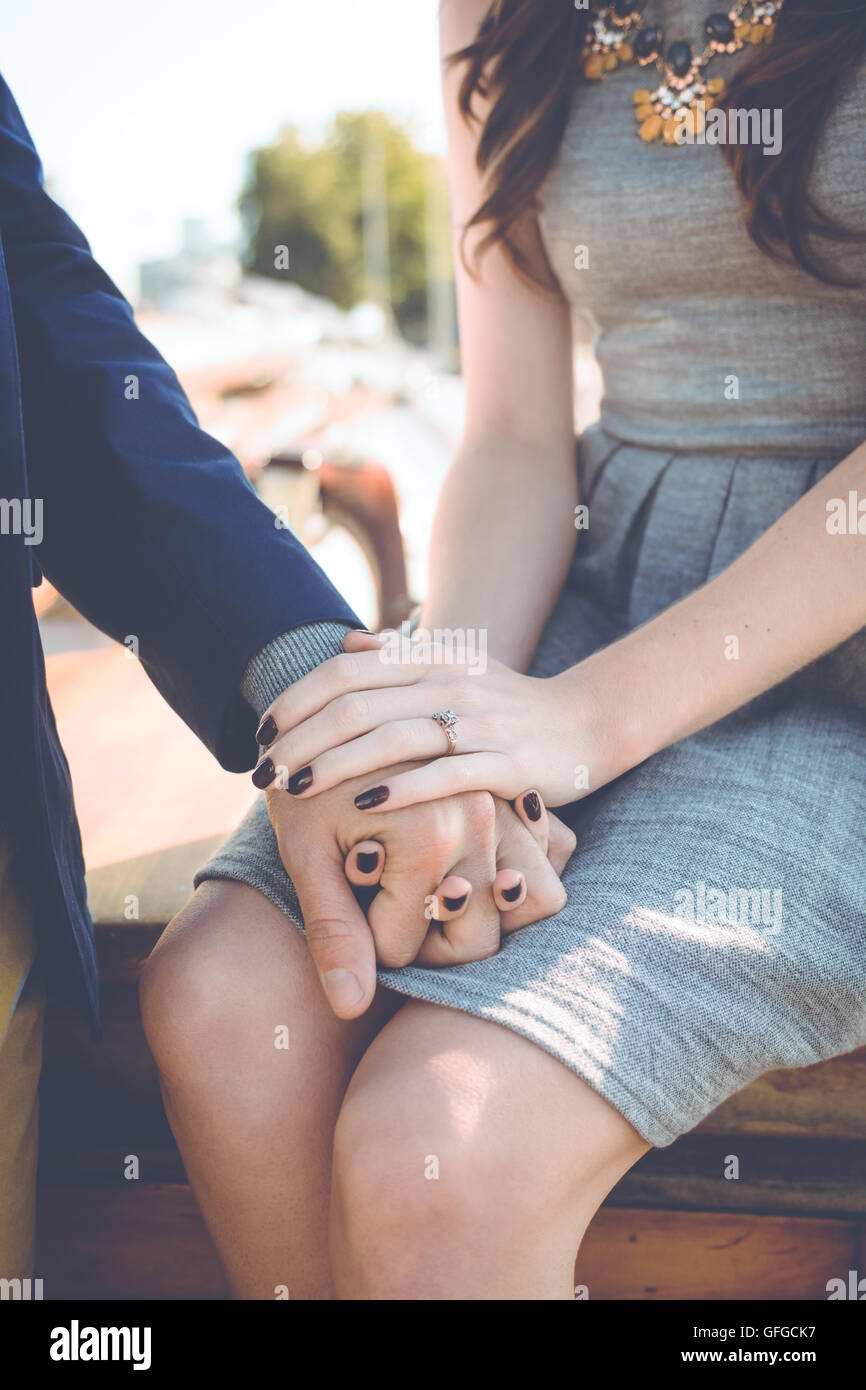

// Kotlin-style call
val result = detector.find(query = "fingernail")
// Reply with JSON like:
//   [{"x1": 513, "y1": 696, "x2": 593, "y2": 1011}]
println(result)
[
  {"x1": 287, "y1": 766, "x2": 313, "y2": 795},
  {"x1": 256, "y1": 715, "x2": 277, "y2": 747},
  {"x1": 356, "y1": 850, "x2": 381, "y2": 874},
  {"x1": 502, "y1": 876, "x2": 525, "y2": 903},
  {"x1": 354, "y1": 785, "x2": 389, "y2": 809},
  {"x1": 443, "y1": 893, "x2": 468, "y2": 912},
  {"x1": 252, "y1": 757, "x2": 277, "y2": 789},
  {"x1": 522, "y1": 790, "x2": 542, "y2": 822},
  {"x1": 323, "y1": 968, "x2": 363, "y2": 1011}
]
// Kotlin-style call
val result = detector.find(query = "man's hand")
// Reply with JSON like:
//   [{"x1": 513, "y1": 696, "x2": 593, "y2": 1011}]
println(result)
[{"x1": 265, "y1": 766, "x2": 574, "y2": 1020}]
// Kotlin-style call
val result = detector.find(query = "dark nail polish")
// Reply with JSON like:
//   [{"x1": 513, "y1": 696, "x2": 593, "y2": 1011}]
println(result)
[
  {"x1": 287, "y1": 766, "x2": 313, "y2": 795},
  {"x1": 354, "y1": 785, "x2": 389, "y2": 810},
  {"x1": 522, "y1": 791, "x2": 542, "y2": 822},
  {"x1": 443, "y1": 893, "x2": 468, "y2": 912},
  {"x1": 502, "y1": 880, "x2": 524, "y2": 903},
  {"x1": 252, "y1": 757, "x2": 277, "y2": 789},
  {"x1": 356, "y1": 850, "x2": 381, "y2": 874},
  {"x1": 256, "y1": 715, "x2": 277, "y2": 747}
]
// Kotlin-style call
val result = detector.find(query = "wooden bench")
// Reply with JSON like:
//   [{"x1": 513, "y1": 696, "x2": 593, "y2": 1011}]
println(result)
[{"x1": 35, "y1": 646, "x2": 866, "y2": 1300}]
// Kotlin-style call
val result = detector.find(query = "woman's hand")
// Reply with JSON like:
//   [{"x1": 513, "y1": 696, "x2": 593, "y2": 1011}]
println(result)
[
  {"x1": 252, "y1": 630, "x2": 613, "y2": 812},
  {"x1": 265, "y1": 762, "x2": 575, "y2": 1015}
]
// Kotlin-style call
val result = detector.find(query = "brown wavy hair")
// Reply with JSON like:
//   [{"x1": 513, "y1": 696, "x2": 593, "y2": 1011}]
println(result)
[{"x1": 449, "y1": 0, "x2": 866, "y2": 288}]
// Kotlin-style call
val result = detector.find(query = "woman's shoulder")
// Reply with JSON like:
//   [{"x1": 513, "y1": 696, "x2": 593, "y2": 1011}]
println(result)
[{"x1": 439, "y1": 0, "x2": 490, "y2": 55}]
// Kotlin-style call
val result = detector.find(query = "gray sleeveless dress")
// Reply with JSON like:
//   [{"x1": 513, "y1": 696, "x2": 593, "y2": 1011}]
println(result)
[{"x1": 196, "y1": 7, "x2": 866, "y2": 1146}]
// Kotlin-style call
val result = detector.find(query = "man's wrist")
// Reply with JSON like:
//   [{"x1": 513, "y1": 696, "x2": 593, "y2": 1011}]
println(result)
[{"x1": 241, "y1": 621, "x2": 353, "y2": 720}]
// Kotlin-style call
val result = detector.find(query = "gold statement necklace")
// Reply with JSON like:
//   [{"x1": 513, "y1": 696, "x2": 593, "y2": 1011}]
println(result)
[{"x1": 581, "y1": 1, "x2": 785, "y2": 143}]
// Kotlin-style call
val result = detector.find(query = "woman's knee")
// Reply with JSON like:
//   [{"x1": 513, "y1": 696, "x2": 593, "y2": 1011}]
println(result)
[
  {"x1": 139, "y1": 880, "x2": 314, "y2": 1075},
  {"x1": 330, "y1": 1059, "x2": 504, "y2": 1295},
  {"x1": 330, "y1": 1001, "x2": 648, "y2": 1293}
]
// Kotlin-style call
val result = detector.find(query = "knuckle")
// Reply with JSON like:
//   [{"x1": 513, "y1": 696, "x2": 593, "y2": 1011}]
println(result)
[
  {"x1": 451, "y1": 759, "x2": 476, "y2": 790},
  {"x1": 547, "y1": 884, "x2": 568, "y2": 915},
  {"x1": 461, "y1": 788, "x2": 496, "y2": 832},
  {"x1": 459, "y1": 932, "x2": 500, "y2": 964},
  {"x1": 334, "y1": 691, "x2": 368, "y2": 732},
  {"x1": 304, "y1": 915, "x2": 357, "y2": 967},
  {"x1": 376, "y1": 938, "x2": 417, "y2": 969},
  {"x1": 333, "y1": 653, "x2": 364, "y2": 690},
  {"x1": 389, "y1": 721, "x2": 416, "y2": 757},
  {"x1": 414, "y1": 799, "x2": 459, "y2": 852},
  {"x1": 456, "y1": 677, "x2": 481, "y2": 712}
]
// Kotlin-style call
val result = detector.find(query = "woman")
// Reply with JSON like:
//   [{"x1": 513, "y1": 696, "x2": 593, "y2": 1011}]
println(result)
[{"x1": 141, "y1": 0, "x2": 866, "y2": 1299}]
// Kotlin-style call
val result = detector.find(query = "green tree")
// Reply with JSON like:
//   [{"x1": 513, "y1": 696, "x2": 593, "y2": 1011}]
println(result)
[{"x1": 240, "y1": 110, "x2": 438, "y2": 338}]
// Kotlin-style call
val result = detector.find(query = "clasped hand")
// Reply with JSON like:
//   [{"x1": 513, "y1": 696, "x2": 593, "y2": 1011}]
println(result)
[{"x1": 259, "y1": 632, "x2": 586, "y2": 1018}]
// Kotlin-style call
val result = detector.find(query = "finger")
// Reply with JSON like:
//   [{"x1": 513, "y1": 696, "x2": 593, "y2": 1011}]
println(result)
[
  {"x1": 292, "y1": 853, "x2": 378, "y2": 1019},
  {"x1": 344, "y1": 839, "x2": 385, "y2": 886},
  {"x1": 492, "y1": 805, "x2": 568, "y2": 934},
  {"x1": 513, "y1": 789, "x2": 549, "y2": 848},
  {"x1": 353, "y1": 752, "x2": 515, "y2": 811},
  {"x1": 256, "y1": 689, "x2": 465, "y2": 790},
  {"x1": 342, "y1": 629, "x2": 387, "y2": 652},
  {"x1": 416, "y1": 799, "x2": 502, "y2": 966},
  {"x1": 256, "y1": 649, "x2": 423, "y2": 747},
  {"x1": 492, "y1": 868, "x2": 527, "y2": 913},
  {"x1": 365, "y1": 801, "x2": 463, "y2": 967},
  {"x1": 546, "y1": 812, "x2": 578, "y2": 876},
  {"x1": 423, "y1": 874, "x2": 472, "y2": 923},
  {"x1": 277, "y1": 717, "x2": 456, "y2": 799},
  {"x1": 417, "y1": 898, "x2": 501, "y2": 966}
]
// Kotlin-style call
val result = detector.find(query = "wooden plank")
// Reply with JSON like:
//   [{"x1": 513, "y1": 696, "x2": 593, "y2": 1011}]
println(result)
[
  {"x1": 39, "y1": 1143, "x2": 185, "y2": 1186},
  {"x1": 39, "y1": 1132, "x2": 866, "y2": 1223},
  {"x1": 86, "y1": 836, "x2": 226, "y2": 949},
  {"x1": 698, "y1": 1049, "x2": 866, "y2": 1141},
  {"x1": 577, "y1": 1208, "x2": 859, "y2": 1301},
  {"x1": 37, "y1": 1183, "x2": 859, "y2": 1301},
  {"x1": 612, "y1": 1136, "x2": 866, "y2": 1218},
  {"x1": 41, "y1": 991, "x2": 163, "y2": 1125},
  {"x1": 36, "y1": 1184, "x2": 230, "y2": 1302}
]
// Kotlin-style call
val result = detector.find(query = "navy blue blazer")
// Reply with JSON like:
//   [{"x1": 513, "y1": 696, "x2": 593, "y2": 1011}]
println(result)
[{"x1": 0, "y1": 74, "x2": 359, "y2": 1030}]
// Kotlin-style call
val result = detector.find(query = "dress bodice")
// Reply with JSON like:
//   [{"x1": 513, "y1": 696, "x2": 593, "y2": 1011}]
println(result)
[{"x1": 538, "y1": 3, "x2": 866, "y2": 455}]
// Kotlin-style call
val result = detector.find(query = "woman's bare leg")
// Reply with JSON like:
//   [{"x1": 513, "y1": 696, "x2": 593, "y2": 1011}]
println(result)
[
  {"x1": 139, "y1": 880, "x2": 401, "y2": 1300},
  {"x1": 330, "y1": 1000, "x2": 649, "y2": 1299}
]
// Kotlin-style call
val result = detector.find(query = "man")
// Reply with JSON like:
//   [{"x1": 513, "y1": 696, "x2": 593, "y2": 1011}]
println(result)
[{"x1": 0, "y1": 73, "x2": 562, "y2": 1287}]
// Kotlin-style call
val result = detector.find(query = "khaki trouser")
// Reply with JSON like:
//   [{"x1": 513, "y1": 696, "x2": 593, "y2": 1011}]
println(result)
[{"x1": 0, "y1": 834, "x2": 44, "y2": 1282}]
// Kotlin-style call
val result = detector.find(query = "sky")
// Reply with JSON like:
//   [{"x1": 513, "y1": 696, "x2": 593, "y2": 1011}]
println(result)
[{"x1": 0, "y1": 0, "x2": 444, "y2": 294}]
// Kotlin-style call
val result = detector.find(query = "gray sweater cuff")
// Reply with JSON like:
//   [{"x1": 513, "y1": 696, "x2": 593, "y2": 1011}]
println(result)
[{"x1": 241, "y1": 621, "x2": 353, "y2": 719}]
